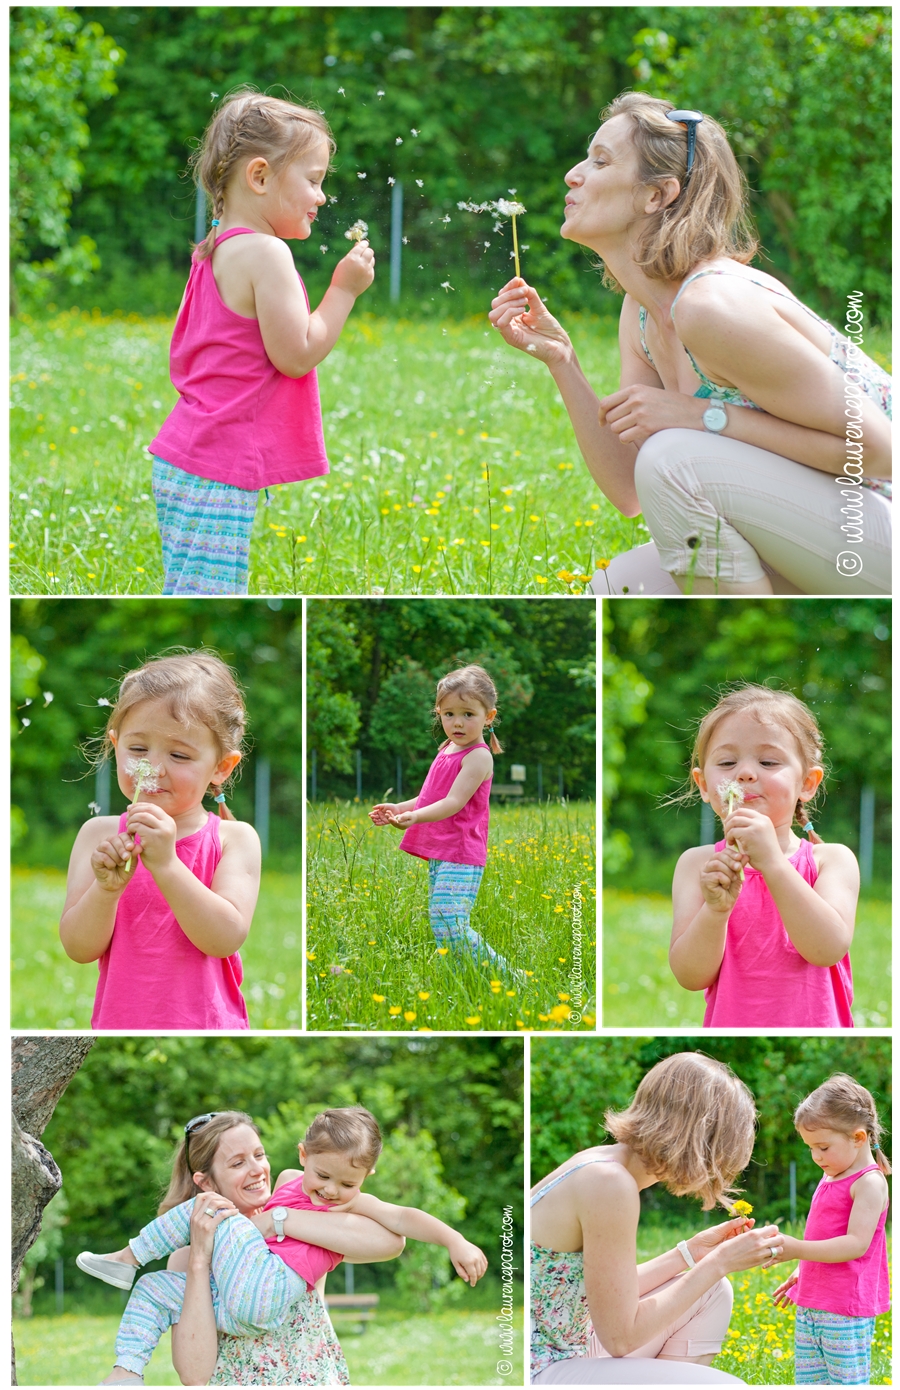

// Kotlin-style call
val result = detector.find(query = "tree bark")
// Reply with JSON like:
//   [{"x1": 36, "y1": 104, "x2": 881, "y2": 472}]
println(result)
[{"x1": 11, "y1": 1037, "x2": 94, "y2": 1385}]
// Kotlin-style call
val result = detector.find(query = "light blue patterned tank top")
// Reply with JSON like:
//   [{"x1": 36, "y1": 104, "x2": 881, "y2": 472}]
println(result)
[
  {"x1": 530, "y1": 1157, "x2": 613, "y2": 1378},
  {"x1": 638, "y1": 269, "x2": 892, "y2": 499}
]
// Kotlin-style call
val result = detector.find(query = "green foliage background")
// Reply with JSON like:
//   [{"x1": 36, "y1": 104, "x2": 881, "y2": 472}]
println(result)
[
  {"x1": 531, "y1": 1036, "x2": 891, "y2": 1216},
  {"x1": 307, "y1": 598, "x2": 596, "y2": 800},
  {"x1": 37, "y1": 1036, "x2": 523, "y2": 1309},
  {"x1": 603, "y1": 598, "x2": 891, "y2": 892},
  {"x1": 11, "y1": 598, "x2": 303, "y2": 869},
  {"x1": 13, "y1": 5, "x2": 891, "y2": 322}
]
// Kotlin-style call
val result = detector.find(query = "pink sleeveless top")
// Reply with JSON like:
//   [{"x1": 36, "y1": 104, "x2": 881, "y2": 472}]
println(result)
[
  {"x1": 91, "y1": 811, "x2": 250, "y2": 1031},
  {"x1": 702, "y1": 837, "x2": 853, "y2": 1029},
  {"x1": 149, "y1": 228, "x2": 330, "y2": 489},
  {"x1": 400, "y1": 743, "x2": 492, "y2": 867},
  {"x1": 262, "y1": 1177, "x2": 343, "y2": 1289},
  {"x1": 790, "y1": 1164, "x2": 890, "y2": 1317}
]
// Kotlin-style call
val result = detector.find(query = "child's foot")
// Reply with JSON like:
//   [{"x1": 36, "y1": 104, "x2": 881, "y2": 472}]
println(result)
[
  {"x1": 99, "y1": 1370, "x2": 143, "y2": 1385},
  {"x1": 77, "y1": 1249, "x2": 138, "y2": 1290}
]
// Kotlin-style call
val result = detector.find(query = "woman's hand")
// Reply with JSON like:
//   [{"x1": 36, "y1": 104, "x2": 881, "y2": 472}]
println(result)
[
  {"x1": 688, "y1": 1215, "x2": 754, "y2": 1263},
  {"x1": 599, "y1": 384, "x2": 706, "y2": 447},
  {"x1": 698, "y1": 846, "x2": 747, "y2": 913},
  {"x1": 369, "y1": 803, "x2": 404, "y2": 827},
  {"x1": 332, "y1": 240, "x2": 375, "y2": 297},
  {"x1": 125, "y1": 801, "x2": 178, "y2": 875},
  {"x1": 488, "y1": 279, "x2": 573, "y2": 367},
  {"x1": 772, "y1": 1269, "x2": 799, "y2": 1309},
  {"x1": 90, "y1": 831, "x2": 138, "y2": 892},
  {"x1": 188, "y1": 1193, "x2": 239, "y2": 1266},
  {"x1": 712, "y1": 1222, "x2": 783, "y2": 1277}
]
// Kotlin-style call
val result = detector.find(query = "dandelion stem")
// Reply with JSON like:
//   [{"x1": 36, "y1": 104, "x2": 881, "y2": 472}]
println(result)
[{"x1": 512, "y1": 215, "x2": 521, "y2": 279}]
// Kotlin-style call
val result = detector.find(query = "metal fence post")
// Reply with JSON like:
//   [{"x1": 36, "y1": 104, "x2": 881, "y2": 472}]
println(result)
[
  {"x1": 194, "y1": 180, "x2": 206, "y2": 245},
  {"x1": 859, "y1": 785, "x2": 874, "y2": 887},
  {"x1": 390, "y1": 181, "x2": 403, "y2": 303},
  {"x1": 255, "y1": 756, "x2": 270, "y2": 857},
  {"x1": 95, "y1": 758, "x2": 111, "y2": 815},
  {"x1": 310, "y1": 748, "x2": 317, "y2": 802},
  {"x1": 356, "y1": 749, "x2": 362, "y2": 801}
]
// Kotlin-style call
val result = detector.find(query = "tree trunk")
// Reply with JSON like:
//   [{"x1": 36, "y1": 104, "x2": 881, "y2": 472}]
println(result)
[{"x1": 11, "y1": 1037, "x2": 94, "y2": 1385}]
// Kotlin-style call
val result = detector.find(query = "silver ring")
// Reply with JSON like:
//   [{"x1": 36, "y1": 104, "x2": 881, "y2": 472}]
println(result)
[
  {"x1": 205, "y1": 1208, "x2": 216, "y2": 1217},
  {"x1": 769, "y1": 1245, "x2": 778, "y2": 1259}
]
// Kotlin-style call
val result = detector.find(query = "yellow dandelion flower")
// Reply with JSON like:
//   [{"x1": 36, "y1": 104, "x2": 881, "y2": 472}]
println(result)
[
  {"x1": 389, "y1": 1005, "x2": 402, "y2": 1015},
  {"x1": 436, "y1": 947, "x2": 449, "y2": 956},
  {"x1": 306, "y1": 952, "x2": 316, "y2": 961},
  {"x1": 372, "y1": 993, "x2": 386, "y2": 1003},
  {"x1": 417, "y1": 991, "x2": 431, "y2": 1001},
  {"x1": 465, "y1": 1016, "x2": 482, "y2": 1026},
  {"x1": 558, "y1": 993, "x2": 571, "y2": 1002},
  {"x1": 730, "y1": 1200, "x2": 754, "y2": 1216},
  {"x1": 403, "y1": 1011, "x2": 416, "y2": 1022},
  {"x1": 597, "y1": 558, "x2": 610, "y2": 569}
]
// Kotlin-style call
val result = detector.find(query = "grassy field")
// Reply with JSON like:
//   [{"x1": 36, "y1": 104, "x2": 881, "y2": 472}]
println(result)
[
  {"x1": 10, "y1": 309, "x2": 639, "y2": 596},
  {"x1": 306, "y1": 801, "x2": 596, "y2": 1031},
  {"x1": 10, "y1": 868, "x2": 302, "y2": 1029},
  {"x1": 602, "y1": 889, "x2": 892, "y2": 1027},
  {"x1": 634, "y1": 1218, "x2": 892, "y2": 1386},
  {"x1": 13, "y1": 1307, "x2": 524, "y2": 1386}
]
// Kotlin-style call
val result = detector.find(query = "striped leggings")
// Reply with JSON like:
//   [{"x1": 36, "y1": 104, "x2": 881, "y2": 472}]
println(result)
[
  {"x1": 794, "y1": 1306, "x2": 875, "y2": 1385},
  {"x1": 115, "y1": 1198, "x2": 303, "y2": 1375},
  {"x1": 427, "y1": 859, "x2": 511, "y2": 971},
  {"x1": 152, "y1": 456, "x2": 259, "y2": 595}
]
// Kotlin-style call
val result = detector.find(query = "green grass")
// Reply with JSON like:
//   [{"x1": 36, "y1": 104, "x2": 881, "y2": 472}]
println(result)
[
  {"x1": 13, "y1": 1308, "x2": 524, "y2": 1386},
  {"x1": 630, "y1": 1218, "x2": 892, "y2": 1385},
  {"x1": 9, "y1": 308, "x2": 637, "y2": 596},
  {"x1": 10, "y1": 868, "x2": 302, "y2": 1029},
  {"x1": 306, "y1": 801, "x2": 596, "y2": 1031},
  {"x1": 602, "y1": 889, "x2": 892, "y2": 1027}
]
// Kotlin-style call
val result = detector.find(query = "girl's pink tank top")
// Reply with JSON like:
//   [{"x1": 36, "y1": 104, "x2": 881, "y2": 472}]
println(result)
[
  {"x1": 148, "y1": 228, "x2": 330, "y2": 490},
  {"x1": 399, "y1": 743, "x2": 492, "y2": 867},
  {"x1": 91, "y1": 811, "x2": 250, "y2": 1031},
  {"x1": 790, "y1": 1164, "x2": 890, "y2": 1317},
  {"x1": 702, "y1": 838, "x2": 853, "y2": 1029}
]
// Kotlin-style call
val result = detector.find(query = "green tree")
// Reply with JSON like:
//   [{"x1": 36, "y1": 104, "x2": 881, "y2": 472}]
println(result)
[
  {"x1": 306, "y1": 603, "x2": 361, "y2": 774},
  {"x1": 10, "y1": 6, "x2": 124, "y2": 310}
]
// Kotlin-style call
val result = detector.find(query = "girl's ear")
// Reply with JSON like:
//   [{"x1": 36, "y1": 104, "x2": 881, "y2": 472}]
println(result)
[
  {"x1": 245, "y1": 156, "x2": 271, "y2": 194},
  {"x1": 799, "y1": 766, "x2": 824, "y2": 801},
  {"x1": 212, "y1": 751, "x2": 242, "y2": 787},
  {"x1": 691, "y1": 767, "x2": 709, "y2": 800},
  {"x1": 297, "y1": 1143, "x2": 307, "y2": 1165}
]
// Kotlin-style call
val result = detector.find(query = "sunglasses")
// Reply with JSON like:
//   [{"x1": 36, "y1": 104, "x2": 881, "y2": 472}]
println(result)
[
  {"x1": 184, "y1": 1112, "x2": 224, "y2": 1174},
  {"x1": 666, "y1": 109, "x2": 704, "y2": 187}
]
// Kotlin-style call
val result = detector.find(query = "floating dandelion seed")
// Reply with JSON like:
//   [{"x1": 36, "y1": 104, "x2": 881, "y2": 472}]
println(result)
[
  {"x1": 345, "y1": 219, "x2": 369, "y2": 242},
  {"x1": 415, "y1": 179, "x2": 424, "y2": 187},
  {"x1": 411, "y1": 128, "x2": 419, "y2": 136},
  {"x1": 440, "y1": 281, "x2": 455, "y2": 292},
  {"x1": 402, "y1": 236, "x2": 409, "y2": 244},
  {"x1": 357, "y1": 172, "x2": 367, "y2": 180},
  {"x1": 337, "y1": 87, "x2": 345, "y2": 95},
  {"x1": 718, "y1": 779, "x2": 746, "y2": 881},
  {"x1": 387, "y1": 176, "x2": 396, "y2": 185},
  {"x1": 395, "y1": 137, "x2": 403, "y2": 145},
  {"x1": 377, "y1": 90, "x2": 385, "y2": 98},
  {"x1": 459, "y1": 196, "x2": 526, "y2": 277},
  {"x1": 88, "y1": 801, "x2": 102, "y2": 816}
]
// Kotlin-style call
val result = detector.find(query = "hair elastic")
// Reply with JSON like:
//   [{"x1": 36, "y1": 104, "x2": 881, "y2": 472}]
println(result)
[
  {"x1": 211, "y1": 218, "x2": 220, "y2": 227},
  {"x1": 803, "y1": 822, "x2": 816, "y2": 837},
  {"x1": 873, "y1": 1143, "x2": 881, "y2": 1151},
  {"x1": 214, "y1": 792, "x2": 227, "y2": 804}
]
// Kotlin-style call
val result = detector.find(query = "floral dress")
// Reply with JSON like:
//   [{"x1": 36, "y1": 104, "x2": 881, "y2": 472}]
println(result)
[
  {"x1": 530, "y1": 1158, "x2": 613, "y2": 1379},
  {"x1": 209, "y1": 1288, "x2": 350, "y2": 1386}
]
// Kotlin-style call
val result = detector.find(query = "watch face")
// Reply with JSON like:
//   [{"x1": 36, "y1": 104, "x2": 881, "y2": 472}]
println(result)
[
  {"x1": 703, "y1": 402, "x2": 727, "y2": 431},
  {"x1": 271, "y1": 1206, "x2": 288, "y2": 1221}
]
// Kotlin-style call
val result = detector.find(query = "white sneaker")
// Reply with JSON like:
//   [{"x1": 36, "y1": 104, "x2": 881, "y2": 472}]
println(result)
[{"x1": 76, "y1": 1251, "x2": 137, "y2": 1290}]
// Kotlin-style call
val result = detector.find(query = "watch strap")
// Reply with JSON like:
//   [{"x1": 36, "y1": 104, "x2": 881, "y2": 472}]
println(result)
[{"x1": 677, "y1": 1239, "x2": 696, "y2": 1269}]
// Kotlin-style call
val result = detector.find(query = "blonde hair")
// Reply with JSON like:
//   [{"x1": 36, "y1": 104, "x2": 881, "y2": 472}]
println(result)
[
  {"x1": 190, "y1": 88, "x2": 335, "y2": 259},
  {"x1": 605, "y1": 1053, "x2": 757, "y2": 1210},
  {"x1": 434, "y1": 664, "x2": 503, "y2": 754},
  {"x1": 795, "y1": 1075, "x2": 892, "y2": 1176},
  {"x1": 159, "y1": 1111, "x2": 260, "y2": 1214},
  {"x1": 670, "y1": 684, "x2": 825, "y2": 842},
  {"x1": 99, "y1": 650, "x2": 247, "y2": 820},
  {"x1": 599, "y1": 91, "x2": 758, "y2": 288},
  {"x1": 304, "y1": 1107, "x2": 382, "y2": 1172}
]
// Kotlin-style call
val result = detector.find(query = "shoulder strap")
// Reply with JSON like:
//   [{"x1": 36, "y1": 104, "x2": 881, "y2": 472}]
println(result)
[
  {"x1": 213, "y1": 227, "x2": 260, "y2": 246},
  {"x1": 530, "y1": 1157, "x2": 611, "y2": 1207},
  {"x1": 671, "y1": 267, "x2": 832, "y2": 334}
]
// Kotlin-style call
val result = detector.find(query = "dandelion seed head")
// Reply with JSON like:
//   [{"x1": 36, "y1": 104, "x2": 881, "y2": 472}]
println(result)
[
  {"x1": 345, "y1": 219, "x2": 369, "y2": 242},
  {"x1": 126, "y1": 757, "x2": 160, "y2": 800},
  {"x1": 718, "y1": 779, "x2": 745, "y2": 811}
]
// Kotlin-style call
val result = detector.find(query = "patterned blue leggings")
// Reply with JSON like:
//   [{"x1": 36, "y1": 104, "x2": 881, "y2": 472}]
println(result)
[
  {"x1": 794, "y1": 1306, "x2": 875, "y2": 1384},
  {"x1": 427, "y1": 859, "x2": 511, "y2": 971},
  {"x1": 115, "y1": 1198, "x2": 303, "y2": 1374},
  {"x1": 152, "y1": 457, "x2": 259, "y2": 595}
]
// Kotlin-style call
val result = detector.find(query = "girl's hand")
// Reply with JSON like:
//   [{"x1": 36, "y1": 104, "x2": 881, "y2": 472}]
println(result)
[
  {"x1": 688, "y1": 1215, "x2": 755, "y2": 1262},
  {"x1": 772, "y1": 1269, "x2": 799, "y2": 1309},
  {"x1": 488, "y1": 279, "x2": 573, "y2": 367},
  {"x1": 91, "y1": 831, "x2": 139, "y2": 892},
  {"x1": 722, "y1": 806, "x2": 783, "y2": 873},
  {"x1": 713, "y1": 1223, "x2": 783, "y2": 1277},
  {"x1": 369, "y1": 803, "x2": 404, "y2": 827},
  {"x1": 188, "y1": 1192, "x2": 239, "y2": 1266},
  {"x1": 598, "y1": 385, "x2": 706, "y2": 447},
  {"x1": 390, "y1": 811, "x2": 416, "y2": 828},
  {"x1": 332, "y1": 240, "x2": 375, "y2": 298},
  {"x1": 125, "y1": 801, "x2": 177, "y2": 874},
  {"x1": 698, "y1": 846, "x2": 746, "y2": 912},
  {"x1": 448, "y1": 1235, "x2": 488, "y2": 1285}
]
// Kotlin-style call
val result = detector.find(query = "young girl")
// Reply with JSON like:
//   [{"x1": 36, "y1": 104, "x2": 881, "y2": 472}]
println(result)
[
  {"x1": 369, "y1": 664, "x2": 513, "y2": 972},
  {"x1": 670, "y1": 685, "x2": 858, "y2": 1028},
  {"x1": 59, "y1": 652, "x2": 260, "y2": 1030},
  {"x1": 148, "y1": 89, "x2": 375, "y2": 595},
  {"x1": 79, "y1": 1107, "x2": 487, "y2": 1385},
  {"x1": 772, "y1": 1075, "x2": 890, "y2": 1385}
]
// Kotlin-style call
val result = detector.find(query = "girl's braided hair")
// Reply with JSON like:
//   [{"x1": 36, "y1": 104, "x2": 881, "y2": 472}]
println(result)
[{"x1": 189, "y1": 87, "x2": 335, "y2": 260}]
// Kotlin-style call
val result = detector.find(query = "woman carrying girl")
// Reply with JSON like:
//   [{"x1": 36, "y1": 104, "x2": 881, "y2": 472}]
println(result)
[
  {"x1": 60, "y1": 652, "x2": 259, "y2": 1030},
  {"x1": 670, "y1": 685, "x2": 858, "y2": 1028},
  {"x1": 773, "y1": 1075, "x2": 890, "y2": 1385},
  {"x1": 79, "y1": 1107, "x2": 486, "y2": 1386},
  {"x1": 148, "y1": 89, "x2": 375, "y2": 595},
  {"x1": 531, "y1": 1052, "x2": 784, "y2": 1381},
  {"x1": 369, "y1": 664, "x2": 514, "y2": 973},
  {"x1": 490, "y1": 92, "x2": 891, "y2": 597}
]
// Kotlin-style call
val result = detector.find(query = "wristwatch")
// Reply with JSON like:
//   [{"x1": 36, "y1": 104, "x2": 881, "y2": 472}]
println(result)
[
  {"x1": 270, "y1": 1206, "x2": 289, "y2": 1242},
  {"x1": 702, "y1": 399, "x2": 728, "y2": 433}
]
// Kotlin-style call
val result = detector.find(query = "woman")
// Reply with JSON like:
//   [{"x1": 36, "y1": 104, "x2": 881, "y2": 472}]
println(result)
[
  {"x1": 490, "y1": 92, "x2": 891, "y2": 597},
  {"x1": 530, "y1": 1053, "x2": 783, "y2": 1382},
  {"x1": 116, "y1": 1111, "x2": 404, "y2": 1386}
]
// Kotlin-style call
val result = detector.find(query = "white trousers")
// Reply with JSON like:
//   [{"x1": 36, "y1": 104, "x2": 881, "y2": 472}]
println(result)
[{"x1": 592, "y1": 429, "x2": 891, "y2": 596}]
